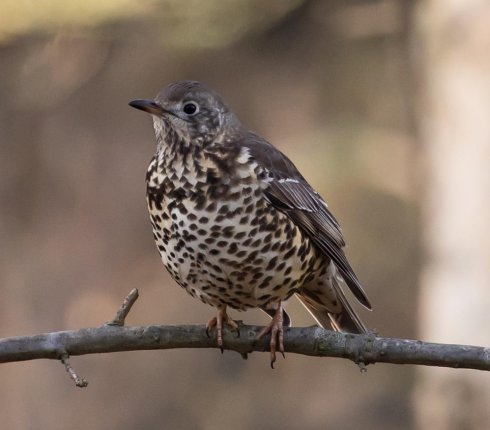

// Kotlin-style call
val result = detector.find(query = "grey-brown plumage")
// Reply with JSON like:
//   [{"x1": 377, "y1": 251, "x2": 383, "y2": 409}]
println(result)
[{"x1": 129, "y1": 80, "x2": 371, "y2": 365}]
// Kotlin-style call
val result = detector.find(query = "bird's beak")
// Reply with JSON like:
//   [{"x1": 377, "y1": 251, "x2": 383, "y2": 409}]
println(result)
[{"x1": 128, "y1": 99, "x2": 164, "y2": 115}]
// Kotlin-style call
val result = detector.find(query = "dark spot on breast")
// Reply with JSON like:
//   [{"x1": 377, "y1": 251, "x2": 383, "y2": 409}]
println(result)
[
  {"x1": 284, "y1": 246, "x2": 296, "y2": 260},
  {"x1": 207, "y1": 169, "x2": 220, "y2": 184},
  {"x1": 206, "y1": 201, "x2": 217, "y2": 212},
  {"x1": 261, "y1": 243, "x2": 271, "y2": 253},
  {"x1": 239, "y1": 216, "x2": 249, "y2": 224},
  {"x1": 265, "y1": 256, "x2": 278, "y2": 271},
  {"x1": 245, "y1": 204, "x2": 255, "y2": 214},
  {"x1": 194, "y1": 193, "x2": 206, "y2": 210},
  {"x1": 218, "y1": 205, "x2": 229, "y2": 214},
  {"x1": 222, "y1": 226, "x2": 234, "y2": 238},
  {"x1": 258, "y1": 276, "x2": 273, "y2": 289},
  {"x1": 251, "y1": 238, "x2": 261, "y2": 247}
]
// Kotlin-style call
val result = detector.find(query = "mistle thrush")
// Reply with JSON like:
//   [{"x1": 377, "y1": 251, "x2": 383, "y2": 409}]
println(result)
[{"x1": 129, "y1": 81, "x2": 372, "y2": 366}]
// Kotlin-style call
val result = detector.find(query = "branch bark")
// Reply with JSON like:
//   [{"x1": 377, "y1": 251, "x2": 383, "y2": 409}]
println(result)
[
  {"x1": 0, "y1": 290, "x2": 488, "y2": 388},
  {"x1": 1, "y1": 323, "x2": 489, "y2": 368}
]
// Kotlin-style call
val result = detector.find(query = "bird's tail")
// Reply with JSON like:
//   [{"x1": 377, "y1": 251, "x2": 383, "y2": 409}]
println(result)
[{"x1": 297, "y1": 264, "x2": 369, "y2": 334}]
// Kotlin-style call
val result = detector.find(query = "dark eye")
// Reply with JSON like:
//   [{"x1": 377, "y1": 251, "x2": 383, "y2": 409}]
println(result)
[{"x1": 183, "y1": 102, "x2": 198, "y2": 115}]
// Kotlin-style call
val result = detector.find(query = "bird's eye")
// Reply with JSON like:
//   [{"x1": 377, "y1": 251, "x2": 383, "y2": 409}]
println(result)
[{"x1": 183, "y1": 102, "x2": 199, "y2": 115}]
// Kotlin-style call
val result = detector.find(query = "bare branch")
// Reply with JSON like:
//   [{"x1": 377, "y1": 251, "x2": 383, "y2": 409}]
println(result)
[
  {"x1": 0, "y1": 324, "x2": 488, "y2": 371},
  {"x1": 0, "y1": 290, "x2": 488, "y2": 383}
]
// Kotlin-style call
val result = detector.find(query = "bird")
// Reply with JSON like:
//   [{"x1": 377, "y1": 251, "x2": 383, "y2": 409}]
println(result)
[{"x1": 129, "y1": 80, "x2": 371, "y2": 366}]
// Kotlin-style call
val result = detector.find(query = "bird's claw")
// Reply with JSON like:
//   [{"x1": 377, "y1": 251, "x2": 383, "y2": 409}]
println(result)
[
  {"x1": 206, "y1": 308, "x2": 239, "y2": 352},
  {"x1": 257, "y1": 312, "x2": 285, "y2": 368}
]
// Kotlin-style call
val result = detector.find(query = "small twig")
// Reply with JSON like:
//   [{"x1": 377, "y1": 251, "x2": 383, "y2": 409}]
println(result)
[
  {"x1": 58, "y1": 289, "x2": 139, "y2": 387},
  {"x1": 60, "y1": 353, "x2": 88, "y2": 388},
  {"x1": 106, "y1": 288, "x2": 139, "y2": 326}
]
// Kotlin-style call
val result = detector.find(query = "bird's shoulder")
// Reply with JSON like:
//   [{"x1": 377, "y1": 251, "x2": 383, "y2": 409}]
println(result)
[
  {"x1": 238, "y1": 131, "x2": 345, "y2": 247},
  {"x1": 238, "y1": 131, "x2": 305, "y2": 179}
]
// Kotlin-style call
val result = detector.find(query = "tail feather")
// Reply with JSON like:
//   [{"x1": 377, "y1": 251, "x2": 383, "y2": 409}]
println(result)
[
  {"x1": 297, "y1": 263, "x2": 369, "y2": 334},
  {"x1": 327, "y1": 276, "x2": 368, "y2": 333},
  {"x1": 296, "y1": 291, "x2": 367, "y2": 334}
]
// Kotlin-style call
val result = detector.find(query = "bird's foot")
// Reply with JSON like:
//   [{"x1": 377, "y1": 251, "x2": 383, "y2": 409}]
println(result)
[
  {"x1": 256, "y1": 305, "x2": 285, "y2": 368},
  {"x1": 206, "y1": 306, "x2": 239, "y2": 353}
]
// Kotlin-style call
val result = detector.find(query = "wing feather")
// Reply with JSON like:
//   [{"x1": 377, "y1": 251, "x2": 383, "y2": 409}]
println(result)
[{"x1": 244, "y1": 132, "x2": 372, "y2": 310}]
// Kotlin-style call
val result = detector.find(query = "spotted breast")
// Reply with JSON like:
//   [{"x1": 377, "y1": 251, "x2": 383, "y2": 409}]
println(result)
[{"x1": 146, "y1": 143, "x2": 322, "y2": 311}]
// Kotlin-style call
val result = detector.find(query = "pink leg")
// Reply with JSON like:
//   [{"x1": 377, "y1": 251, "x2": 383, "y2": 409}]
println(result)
[
  {"x1": 206, "y1": 306, "x2": 239, "y2": 353},
  {"x1": 256, "y1": 303, "x2": 285, "y2": 368}
]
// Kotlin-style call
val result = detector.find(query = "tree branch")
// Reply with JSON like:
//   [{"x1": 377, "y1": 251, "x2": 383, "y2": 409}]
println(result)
[
  {"x1": 0, "y1": 290, "x2": 488, "y2": 388},
  {"x1": 1, "y1": 323, "x2": 488, "y2": 367}
]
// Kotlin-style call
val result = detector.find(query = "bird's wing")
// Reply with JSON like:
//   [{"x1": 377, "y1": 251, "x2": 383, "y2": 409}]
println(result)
[{"x1": 244, "y1": 132, "x2": 372, "y2": 310}]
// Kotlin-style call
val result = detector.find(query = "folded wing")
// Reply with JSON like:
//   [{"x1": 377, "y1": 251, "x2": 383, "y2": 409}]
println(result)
[{"x1": 244, "y1": 132, "x2": 371, "y2": 310}]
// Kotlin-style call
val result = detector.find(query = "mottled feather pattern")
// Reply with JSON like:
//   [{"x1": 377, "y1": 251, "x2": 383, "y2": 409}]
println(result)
[
  {"x1": 146, "y1": 144, "x2": 324, "y2": 312},
  {"x1": 130, "y1": 80, "x2": 371, "y2": 339}
]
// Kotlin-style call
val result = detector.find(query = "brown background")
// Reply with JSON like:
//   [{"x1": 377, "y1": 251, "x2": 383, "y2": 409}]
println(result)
[{"x1": 1, "y1": 1, "x2": 486, "y2": 429}]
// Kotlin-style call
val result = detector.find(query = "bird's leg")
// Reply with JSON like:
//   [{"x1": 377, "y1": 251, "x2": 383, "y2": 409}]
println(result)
[
  {"x1": 206, "y1": 306, "x2": 239, "y2": 352},
  {"x1": 256, "y1": 303, "x2": 285, "y2": 368}
]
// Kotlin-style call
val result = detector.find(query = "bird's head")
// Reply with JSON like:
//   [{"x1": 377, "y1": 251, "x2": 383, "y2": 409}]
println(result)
[{"x1": 129, "y1": 80, "x2": 240, "y2": 148}]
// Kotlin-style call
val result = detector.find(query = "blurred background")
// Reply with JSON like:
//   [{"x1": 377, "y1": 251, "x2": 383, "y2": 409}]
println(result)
[{"x1": 0, "y1": 0, "x2": 489, "y2": 429}]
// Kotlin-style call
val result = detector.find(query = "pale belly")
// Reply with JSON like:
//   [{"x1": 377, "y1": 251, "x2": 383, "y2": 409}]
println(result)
[{"x1": 149, "y1": 189, "x2": 321, "y2": 310}]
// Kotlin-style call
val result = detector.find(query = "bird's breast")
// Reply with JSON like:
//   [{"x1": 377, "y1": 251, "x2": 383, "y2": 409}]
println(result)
[{"x1": 145, "y1": 149, "x2": 319, "y2": 309}]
